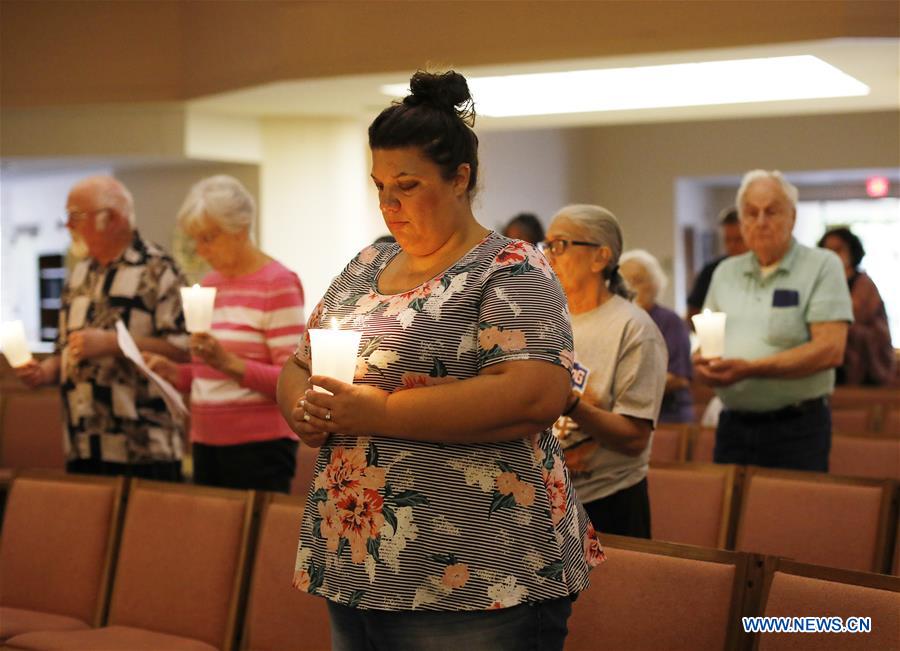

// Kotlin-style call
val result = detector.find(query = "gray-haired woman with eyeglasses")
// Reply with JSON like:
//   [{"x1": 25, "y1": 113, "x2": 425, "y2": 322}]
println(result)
[{"x1": 541, "y1": 204, "x2": 667, "y2": 538}]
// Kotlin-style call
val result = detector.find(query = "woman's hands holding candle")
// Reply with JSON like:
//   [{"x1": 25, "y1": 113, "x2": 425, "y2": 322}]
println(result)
[
  {"x1": 298, "y1": 375, "x2": 390, "y2": 436},
  {"x1": 190, "y1": 332, "x2": 245, "y2": 381}
]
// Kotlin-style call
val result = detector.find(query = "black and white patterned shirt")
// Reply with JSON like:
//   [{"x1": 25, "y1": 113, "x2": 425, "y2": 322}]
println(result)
[{"x1": 57, "y1": 231, "x2": 189, "y2": 464}]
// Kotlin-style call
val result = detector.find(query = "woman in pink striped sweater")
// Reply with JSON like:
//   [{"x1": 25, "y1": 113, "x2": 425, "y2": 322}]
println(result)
[{"x1": 146, "y1": 175, "x2": 305, "y2": 492}]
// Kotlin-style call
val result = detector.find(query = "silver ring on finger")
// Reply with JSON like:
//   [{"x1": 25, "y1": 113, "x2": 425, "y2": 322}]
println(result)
[
  {"x1": 325, "y1": 410, "x2": 332, "y2": 421},
  {"x1": 303, "y1": 412, "x2": 311, "y2": 422}
]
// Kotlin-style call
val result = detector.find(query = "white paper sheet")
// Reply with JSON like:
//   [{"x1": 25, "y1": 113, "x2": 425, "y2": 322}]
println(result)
[{"x1": 115, "y1": 320, "x2": 189, "y2": 422}]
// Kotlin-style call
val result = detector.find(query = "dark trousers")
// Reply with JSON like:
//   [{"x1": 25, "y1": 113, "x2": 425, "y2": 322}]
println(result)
[
  {"x1": 67, "y1": 458, "x2": 183, "y2": 482},
  {"x1": 714, "y1": 397, "x2": 831, "y2": 472},
  {"x1": 192, "y1": 438, "x2": 298, "y2": 493},
  {"x1": 581, "y1": 477, "x2": 651, "y2": 539},
  {"x1": 328, "y1": 596, "x2": 572, "y2": 651}
]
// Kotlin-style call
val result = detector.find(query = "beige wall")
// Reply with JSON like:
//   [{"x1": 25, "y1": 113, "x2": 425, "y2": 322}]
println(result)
[{"x1": 115, "y1": 163, "x2": 260, "y2": 282}]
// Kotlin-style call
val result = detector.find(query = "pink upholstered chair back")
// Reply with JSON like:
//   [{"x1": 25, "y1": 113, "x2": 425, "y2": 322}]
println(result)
[
  {"x1": 0, "y1": 473, "x2": 122, "y2": 626},
  {"x1": 650, "y1": 426, "x2": 688, "y2": 463},
  {"x1": 883, "y1": 408, "x2": 900, "y2": 436},
  {"x1": 759, "y1": 566, "x2": 900, "y2": 651},
  {"x1": 736, "y1": 470, "x2": 891, "y2": 573},
  {"x1": 829, "y1": 435, "x2": 900, "y2": 480},
  {"x1": 107, "y1": 481, "x2": 254, "y2": 651},
  {"x1": 0, "y1": 391, "x2": 66, "y2": 470},
  {"x1": 242, "y1": 495, "x2": 330, "y2": 651},
  {"x1": 690, "y1": 426, "x2": 716, "y2": 463},
  {"x1": 648, "y1": 464, "x2": 735, "y2": 548},
  {"x1": 567, "y1": 537, "x2": 744, "y2": 651},
  {"x1": 831, "y1": 408, "x2": 871, "y2": 434},
  {"x1": 290, "y1": 442, "x2": 319, "y2": 497}
]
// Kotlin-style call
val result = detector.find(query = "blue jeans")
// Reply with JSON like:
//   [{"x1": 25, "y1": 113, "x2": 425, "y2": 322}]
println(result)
[
  {"x1": 327, "y1": 597, "x2": 573, "y2": 651},
  {"x1": 714, "y1": 396, "x2": 831, "y2": 471}
]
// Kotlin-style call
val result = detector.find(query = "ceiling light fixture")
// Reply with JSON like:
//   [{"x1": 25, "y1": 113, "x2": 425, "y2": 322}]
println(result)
[{"x1": 381, "y1": 56, "x2": 869, "y2": 117}]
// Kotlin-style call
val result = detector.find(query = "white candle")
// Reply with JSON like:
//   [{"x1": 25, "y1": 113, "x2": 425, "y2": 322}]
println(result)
[
  {"x1": 0, "y1": 320, "x2": 33, "y2": 368},
  {"x1": 309, "y1": 318, "x2": 362, "y2": 392},
  {"x1": 691, "y1": 309, "x2": 727, "y2": 359},
  {"x1": 180, "y1": 284, "x2": 217, "y2": 333}
]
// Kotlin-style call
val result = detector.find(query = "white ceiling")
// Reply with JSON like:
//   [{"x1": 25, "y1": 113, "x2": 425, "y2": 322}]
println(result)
[{"x1": 188, "y1": 38, "x2": 900, "y2": 131}]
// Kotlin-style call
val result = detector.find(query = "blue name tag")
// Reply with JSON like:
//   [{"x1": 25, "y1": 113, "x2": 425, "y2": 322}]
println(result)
[
  {"x1": 571, "y1": 361, "x2": 590, "y2": 392},
  {"x1": 772, "y1": 289, "x2": 800, "y2": 307}
]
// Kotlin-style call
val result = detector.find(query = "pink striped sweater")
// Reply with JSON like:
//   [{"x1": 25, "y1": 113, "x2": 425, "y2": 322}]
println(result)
[{"x1": 175, "y1": 261, "x2": 305, "y2": 446}]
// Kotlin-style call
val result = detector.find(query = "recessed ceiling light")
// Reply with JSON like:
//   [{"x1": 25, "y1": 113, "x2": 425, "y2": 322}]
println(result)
[{"x1": 381, "y1": 56, "x2": 869, "y2": 117}]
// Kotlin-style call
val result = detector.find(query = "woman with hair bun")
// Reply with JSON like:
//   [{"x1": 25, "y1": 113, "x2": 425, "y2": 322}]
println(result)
[
  {"x1": 542, "y1": 205, "x2": 667, "y2": 538},
  {"x1": 277, "y1": 70, "x2": 602, "y2": 649}
]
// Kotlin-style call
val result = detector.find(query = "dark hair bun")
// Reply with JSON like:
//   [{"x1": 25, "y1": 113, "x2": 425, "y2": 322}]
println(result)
[{"x1": 404, "y1": 70, "x2": 475, "y2": 126}]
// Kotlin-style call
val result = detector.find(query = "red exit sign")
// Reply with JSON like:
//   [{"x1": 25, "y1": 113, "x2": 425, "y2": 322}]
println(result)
[{"x1": 866, "y1": 176, "x2": 889, "y2": 198}]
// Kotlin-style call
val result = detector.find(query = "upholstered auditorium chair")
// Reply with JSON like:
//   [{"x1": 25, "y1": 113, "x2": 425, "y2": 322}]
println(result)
[
  {"x1": 0, "y1": 473, "x2": 123, "y2": 642},
  {"x1": 688, "y1": 426, "x2": 716, "y2": 463},
  {"x1": 830, "y1": 407, "x2": 871, "y2": 434},
  {"x1": 648, "y1": 463, "x2": 737, "y2": 549},
  {"x1": 289, "y1": 442, "x2": 319, "y2": 497},
  {"x1": 0, "y1": 391, "x2": 66, "y2": 471},
  {"x1": 567, "y1": 535, "x2": 749, "y2": 650},
  {"x1": 756, "y1": 559, "x2": 900, "y2": 651},
  {"x1": 829, "y1": 434, "x2": 900, "y2": 480},
  {"x1": 649, "y1": 425, "x2": 689, "y2": 463},
  {"x1": 241, "y1": 494, "x2": 329, "y2": 651},
  {"x1": 5, "y1": 480, "x2": 254, "y2": 651},
  {"x1": 735, "y1": 469, "x2": 893, "y2": 573},
  {"x1": 883, "y1": 408, "x2": 900, "y2": 436}
]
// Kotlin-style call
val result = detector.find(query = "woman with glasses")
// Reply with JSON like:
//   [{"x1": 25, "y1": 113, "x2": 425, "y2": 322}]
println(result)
[
  {"x1": 542, "y1": 205, "x2": 666, "y2": 538},
  {"x1": 277, "y1": 70, "x2": 603, "y2": 650},
  {"x1": 144, "y1": 175, "x2": 305, "y2": 493}
]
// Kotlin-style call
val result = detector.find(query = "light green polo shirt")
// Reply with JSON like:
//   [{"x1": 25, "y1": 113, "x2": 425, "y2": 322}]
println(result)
[{"x1": 704, "y1": 239, "x2": 852, "y2": 412}]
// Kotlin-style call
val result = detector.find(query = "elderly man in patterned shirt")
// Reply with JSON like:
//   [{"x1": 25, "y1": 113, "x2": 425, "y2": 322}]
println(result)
[{"x1": 14, "y1": 175, "x2": 190, "y2": 480}]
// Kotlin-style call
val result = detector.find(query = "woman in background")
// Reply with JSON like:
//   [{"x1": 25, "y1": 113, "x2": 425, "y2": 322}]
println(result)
[
  {"x1": 818, "y1": 227, "x2": 895, "y2": 385},
  {"x1": 542, "y1": 206, "x2": 666, "y2": 538},
  {"x1": 620, "y1": 249, "x2": 694, "y2": 423},
  {"x1": 146, "y1": 175, "x2": 305, "y2": 492},
  {"x1": 501, "y1": 212, "x2": 544, "y2": 245}
]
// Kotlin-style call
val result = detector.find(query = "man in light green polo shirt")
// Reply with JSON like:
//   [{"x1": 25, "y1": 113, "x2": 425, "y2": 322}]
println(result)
[{"x1": 695, "y1": 170, "x2": 852, "y2": 471}]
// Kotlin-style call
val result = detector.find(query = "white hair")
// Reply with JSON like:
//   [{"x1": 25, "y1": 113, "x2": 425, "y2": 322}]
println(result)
[
  {"x1": 550, "y1": 203, "x2": 633, "y2": 299},
  {"x1": 620, "y1": 249, "x2": 668, "y2": 297},
  {"x1": 177, "y1": 175, "x2": 256, "y2": 234},
  {"x1": 736, "y1": 169, "x2": 798, "y2": 211},
  {"x1": 73, "y1": 175, "x2": 135, "y2": 227}
]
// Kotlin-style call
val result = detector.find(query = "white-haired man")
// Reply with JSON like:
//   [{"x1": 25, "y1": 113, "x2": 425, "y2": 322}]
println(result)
[
  {"x1": 694, "y1": 170, "x2": 852, "y2": 471},
  {"x1": 14, "y1": 175, "x2": 190, "y2": 480}
]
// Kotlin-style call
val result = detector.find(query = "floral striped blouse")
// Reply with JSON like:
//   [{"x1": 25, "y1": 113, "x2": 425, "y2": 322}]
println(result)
[{"x1": 292, "y1": 232, "x2": 605, "y2": 612}]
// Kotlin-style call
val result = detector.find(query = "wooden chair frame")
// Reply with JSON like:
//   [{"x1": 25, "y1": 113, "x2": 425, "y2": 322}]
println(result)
[
  {"x1": 649, "y1": 461, "x2": 740, "y2": 549},
  {"x1": 10, "y1": 470, "x2": 126, "y2": 628},
  {"x1": 735, "y1": 467, "x2": 898, "y2": 574},
  {"x1": 599, "y1": 533, "x2": 756, "y2": 651},
  {"x1": 115, "y1": 479, "x2": 257, "y2": 651}
]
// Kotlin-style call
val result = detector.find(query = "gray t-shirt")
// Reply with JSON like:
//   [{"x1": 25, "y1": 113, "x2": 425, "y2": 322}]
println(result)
[{"x1": 553, "y1": 295, "x2": 667, "y2": 503}]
